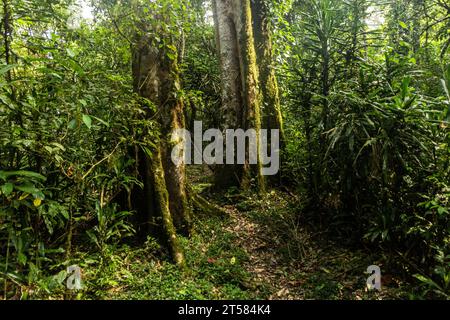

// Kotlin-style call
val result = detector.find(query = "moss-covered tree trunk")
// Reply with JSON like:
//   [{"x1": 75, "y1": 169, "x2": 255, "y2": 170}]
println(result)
[
  {"x1": 158, "y1": 38, "x2": 192, "y2": 237},
  {"x1": 251, "y1": 0, "x2": 285, "y2": 146},
  {"x1": 213, "y1": 0, "x2": 265, "y2": 193},
  {"x1": 237, "y1": 0, "x2": 265, "y2": 192},
  {"x1": 150, "y1": 142, "x2": 185, "y2": 266},
  {"x1": 251, "y1": 0, "x2": 284, "y2": 185},
  {"x1": 131, "y1": 27, "x2": 190, "y2": 264}
]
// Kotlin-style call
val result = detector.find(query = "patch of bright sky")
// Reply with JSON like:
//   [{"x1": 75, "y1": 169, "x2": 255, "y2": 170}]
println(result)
[
  {"x1": 79, "y1": 0, "x2": 94, "y2": 20},
  {"x1": 366, "y1": 6, "x2": 386, "y2": 30},
  {"x1": 67, "y1": 0, "x2": 93, "y2": 29}
]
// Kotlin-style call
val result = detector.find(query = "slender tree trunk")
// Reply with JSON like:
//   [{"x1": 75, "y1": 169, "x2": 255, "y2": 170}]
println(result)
[
  {"x1": 411, "y1": 0, "x2": 422, "y2": 55},
  {"x1": 321, "y1": 43, "x2": 330, "y2": 131},
  {"x1": 2, "y1": 0, "x2": 12, "y2": 83},
  {"x1": 2, "y1": 0, "x2": 19, "y2": 169}
]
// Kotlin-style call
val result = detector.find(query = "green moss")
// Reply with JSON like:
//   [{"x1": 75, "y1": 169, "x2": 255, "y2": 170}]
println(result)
[
  {"x1": 239, "y1": 0, "x2": 266, "y2": 194},
  {"x1": 150, "y1": 144, "x2": 185, "y2": 267}
]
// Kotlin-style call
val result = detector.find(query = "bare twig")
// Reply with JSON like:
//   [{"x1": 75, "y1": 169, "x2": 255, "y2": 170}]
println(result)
[{"x1": 82, "y1": 141, "x2": 122, "y2": 180}]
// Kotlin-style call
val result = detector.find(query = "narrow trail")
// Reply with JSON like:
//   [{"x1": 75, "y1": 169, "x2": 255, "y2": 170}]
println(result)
[
  {"x1": 219, "y1": 197, "x2": 404, "y2": 300},
  {"x1": 223, "y1": 205, "x2": 305, "y2": 299},
  {"x1": 189, "y1": 166, "x2": 304, "y2": 298}
]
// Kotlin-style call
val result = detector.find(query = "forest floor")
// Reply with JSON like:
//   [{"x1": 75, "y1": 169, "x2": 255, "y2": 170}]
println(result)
[
  {"x1": 185, "y1": 165, "x2": 414, "y2": 300},
  {"x1": 38, "y1": 166, "x2": 414, "y2": 300},
  {"x1": 102, "y1": 165, "x2": 411, "y2": 300},
  {"x1": 211, "y1": 191, "x2": 409, "y2": 300}
]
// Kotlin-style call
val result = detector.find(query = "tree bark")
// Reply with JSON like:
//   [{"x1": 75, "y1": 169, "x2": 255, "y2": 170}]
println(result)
[
  {"x1": 251, "y1": 0, "x2": 285, "y2": 185},
  {"x1": 158, "y1": 38, "x2": 192, "y2": 237},
  {"x1": 131, "y1": 23, "x2": 191, "y2": 263},
  {"x1": 2, "y1": 0, "x2": 12, "y2": 82},
  {"x1": 213, "y1": 0, "x2": 243, "y2": 189},
  {"x1": 150, "y1": 142, "x2": 185, "y2": 267},
  {"x1": 213, "y1": 0, "x2": 265, "y2": 192},
  {"x1": 237, "y1": 0, "x2": 265, "y2": 192},
  {"x1": 251, "y1": 0, "x2": 285, "y2": 144}
]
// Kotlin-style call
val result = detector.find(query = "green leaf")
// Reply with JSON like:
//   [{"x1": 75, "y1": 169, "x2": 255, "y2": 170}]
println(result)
[
  {"x1": 51, "y1": 142, "x2": 66, "y2": 152},
  {"x1": 399, "y1": 21, "x2": 408, "y2": 29},
  {"x1": 0, "y1": 170, "x2": 46, "y2": 182},
  {"x1": 1, "y1": 183, "x2": 14, "y2": 196},
  {"x1": 91, "y1": 116, "x2": 110, "y2": 127},
  {"x1": 66, "y1": 48, "x2": 76, "y2": 58},
  {"x1": 167, "y1": 52, "x2": 176, "y2": 61},
  {"x1": 0, "y1": 64, "x2": 17, "y2": 76},
  {"x1": 15, "y1": 183, "x2": 40, "y2": 195},
  {"x1": 414, "y1": 274, "x2": 443, "y2": 291},
  {"x1": 53, "y1": 270, "x2": 68, "y2": 285},
  {"x1": 67, "y1": 59, "x2": 84, "y2": 76},
  {"x1": 15, "y1": 182, "x2": 45, "y2": 200},
  {"x1": 68, "y1": 119, "x2": 77, "y2": 130},
  {"x1": 82, "y1": 114, "x2": 92, "y2": 129},
  {"x1": 55, "y1": 155, "x2": 64, "y2": 163},
  {"x1": 437, "y1": 206, "x2": 448, "y2": 215},
  {"x1": 18, "y1": 253, "x2": 27, "y2": 266},
  {"x1": 166, "y1": 44, "x2": 177, "y2": 52},
  {"x1": 61, "y1": 208, "x2": 69, "y2": 220}
]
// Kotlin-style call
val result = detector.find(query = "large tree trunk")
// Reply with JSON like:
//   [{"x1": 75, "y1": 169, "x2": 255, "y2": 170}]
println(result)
[
  {"x1": 213, "y1": 0, "x2": 265, "y2": 192},
  {"x1": 237, "y1": 0, "x2": 265, "y2": 192},
  {"x1": 158, "y1": 38, "x2": 192, "y2": 237},
  {"x1": 131, "y1": 25, "x2": 190, "y2": 264},
  {"x1": 213, "y1": 0, "x2": 244, "y2": 189},
  {"x1": 251, "y1": 0, "x2": 284, "y2": 143},
  {"x1": 150, "y1": 142, "x2": 185, "y2": 267},
  {"x1": 251, "y1": 0, "x2": 285, "y2": 184}
]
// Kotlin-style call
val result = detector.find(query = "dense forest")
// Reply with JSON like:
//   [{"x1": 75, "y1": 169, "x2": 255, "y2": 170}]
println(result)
[{"x1": 0, "y1": 0, "x2": 449, "y2": 300}]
